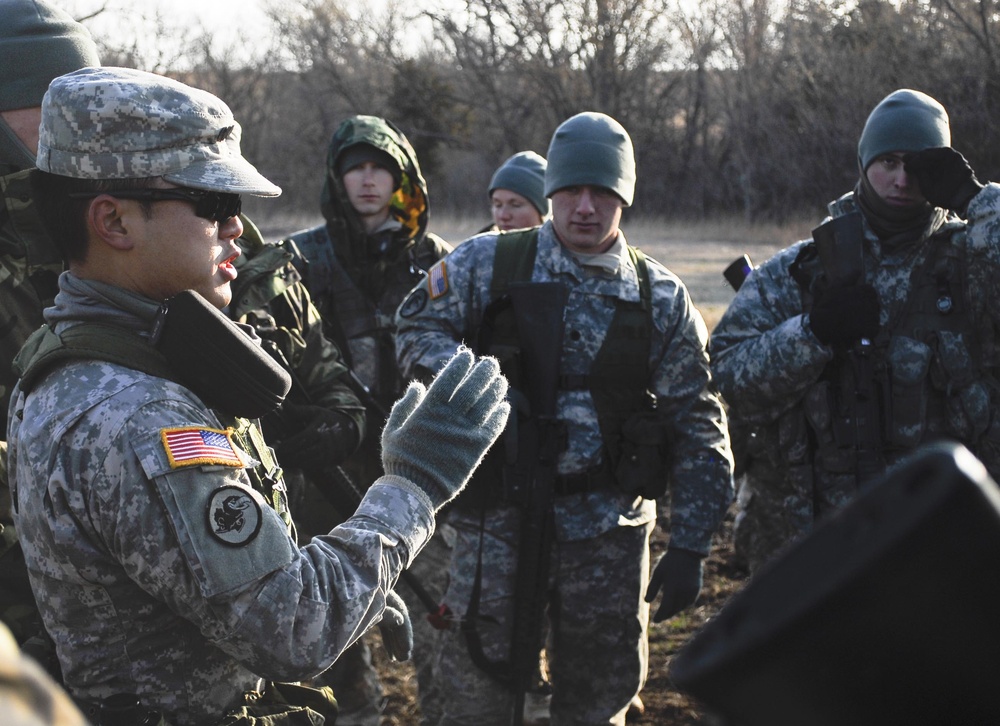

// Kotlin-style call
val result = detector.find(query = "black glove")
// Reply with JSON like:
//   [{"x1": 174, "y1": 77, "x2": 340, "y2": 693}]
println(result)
[
  {"x1": 376, "y1": 589, "x2": 413, "y2": 662},
  {"x1": 904, "y1": 147, "x2": 984, "y2": 213},
  {"x1": 808, "y1": 284, "x2": 879, "y2": 347},
  {"x1": 646, "y1": 548, "x2": 704, "y2": 623},
  {"x1": 271, "y1": 403, "x2": 359, "y2": 473}
]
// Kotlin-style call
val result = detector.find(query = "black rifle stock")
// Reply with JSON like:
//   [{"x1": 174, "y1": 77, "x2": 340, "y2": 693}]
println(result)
[
  {"x1": 811, "y1": 210, "x2": 884, "y2": 484},
  {"x1": 504, "y1": 282, "x2": 568, "y2": 726},
  {"x1": 723, "y1": 253, "x2": 755, "y2": 291}
]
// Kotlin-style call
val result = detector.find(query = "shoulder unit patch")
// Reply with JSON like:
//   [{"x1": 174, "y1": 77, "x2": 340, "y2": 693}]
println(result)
[
  {"x1": 398, "y1": 287, "x2": 428, "y2": 319},
  {"x1": 207, "y1": 486, "x2": 262, "y2": 546},
  {"x1": 161, "y1": 427, "x2": 245, "y2": 468}
]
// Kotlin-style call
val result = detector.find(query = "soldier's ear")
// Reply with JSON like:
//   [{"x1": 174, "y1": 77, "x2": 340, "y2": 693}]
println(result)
[{"x1": 86, "y1": 194, "x2": 133, "y2": 251}]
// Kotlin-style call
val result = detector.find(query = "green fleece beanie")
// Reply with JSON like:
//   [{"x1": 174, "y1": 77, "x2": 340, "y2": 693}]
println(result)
[
  {"x1": 544, "y1": 112, "x2": 636, "y2": 206},
  {"x1": 489, "y1": 151, "x2": 549, "y2": 216},
  {"x1": 0, "y1": 0, "x2": 100, "y2": 112},
  {"x1": 858, "y1": 89, "x2": 950, "y2": 171}
]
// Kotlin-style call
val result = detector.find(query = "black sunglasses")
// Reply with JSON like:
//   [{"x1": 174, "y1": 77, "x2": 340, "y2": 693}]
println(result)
[{"x1": 68, "y1": 187, "x2": 242, "y2": 223}]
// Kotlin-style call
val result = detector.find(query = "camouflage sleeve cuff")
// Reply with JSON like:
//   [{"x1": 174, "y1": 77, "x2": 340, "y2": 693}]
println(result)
[
  {"x1": 665, "y1": 523, "x2": 716, "y2": 557},
  {"x1": 355, "y1": 475, "x2": 437, "y2": 565},
  {"x1": 967, "y1": 182, "x2": 1000, "y2": 232}
]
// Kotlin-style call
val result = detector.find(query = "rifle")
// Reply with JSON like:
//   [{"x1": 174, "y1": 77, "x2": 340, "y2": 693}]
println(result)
[
  {"x1": 811, "y1": 211, "x2": 885, "y2": 485},
  {"x1": 501, "y1": 282, "x2": 568, "y2": 726},
  {"x1": 723, "y1": 253, "x2": 756, "y2": 291}
]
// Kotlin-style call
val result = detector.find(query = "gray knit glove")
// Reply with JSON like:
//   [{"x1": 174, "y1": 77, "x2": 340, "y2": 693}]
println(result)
[
  {"x1": 376, "y1": 589, "x2": 413, "y2": 662},
  {"x1": 381, "y1": 348, "x2": 510, "y2": 510}
]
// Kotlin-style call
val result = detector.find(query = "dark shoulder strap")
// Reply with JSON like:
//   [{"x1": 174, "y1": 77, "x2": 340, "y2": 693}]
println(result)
[
  {"x1": 15, "y1": 323, "x2": 177, "y2": 394},
  {"x1": 627, "y1": 244, "x2": 652, "y2": 311},
  {"x1": 490, "y1": 228, "x2": 540, "y2": 295}
]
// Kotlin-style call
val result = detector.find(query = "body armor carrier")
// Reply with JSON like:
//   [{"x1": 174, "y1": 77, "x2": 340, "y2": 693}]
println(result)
[
  {"x1": 287, "y1": 226, "x2": 438, "y2": 409},
  {"x1": 462, "y1": 228, "x2": 658, "y2": 510},
  {"x1": 782, "y1": 211, "x2": 999, "y2": 514}
]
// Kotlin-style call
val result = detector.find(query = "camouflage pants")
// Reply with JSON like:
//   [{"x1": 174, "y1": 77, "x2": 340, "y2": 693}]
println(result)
[
  {"x1": 436, "y1": 508, "x2": 650, "y2": 726},
  {"x1": 733, "y1": 457, "x2": 856, "y2": 574}
]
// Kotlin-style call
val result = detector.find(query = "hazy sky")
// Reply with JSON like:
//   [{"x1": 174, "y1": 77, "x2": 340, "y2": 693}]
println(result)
[
  {"x1": 68, "y1": 0, "x2": 272, "y2": 45},
  {"x1": 64, "y1": 0, "x2": 431, "y2": 64}
]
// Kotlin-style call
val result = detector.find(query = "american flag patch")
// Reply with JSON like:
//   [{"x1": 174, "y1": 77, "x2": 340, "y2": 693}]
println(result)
[
  {"x1": 428, "y1": 261, "x2": 449, "y2": 299},
  {"x1": 161, "y1": 427, "x2": 244, "y2": 468}
]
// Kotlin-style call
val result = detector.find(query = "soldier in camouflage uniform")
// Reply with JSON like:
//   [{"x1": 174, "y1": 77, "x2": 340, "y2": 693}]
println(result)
[
  {"x1": 396, "y1": 112, "x2": 734, "y2": 726},
  {"x1": 232, "y1": 215, "x2": 388, "y2": 724},
  {"x1": 0, "y1": 0, "x2": 100, "y2": 671},
  {"x1": 283, "y1": 115, "x2": 451, "y2": 423},
  {"x1": 711, "y1": 88, "x2": 1000, "y2": 573},
  {"x1": 282, "y1": 115, "x2": 454, "y2": 725},
  {"x1": 487, "y1": 150, "x2": 549, "y2": 233},
  {"x1": 8, "y1": 66, "x2": 509, "y2": 726}
]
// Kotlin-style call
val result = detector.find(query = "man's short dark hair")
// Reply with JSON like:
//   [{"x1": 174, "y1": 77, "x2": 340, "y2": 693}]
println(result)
[{"x1": 30, "y1": 172, "x2": 159, "y2": 264}]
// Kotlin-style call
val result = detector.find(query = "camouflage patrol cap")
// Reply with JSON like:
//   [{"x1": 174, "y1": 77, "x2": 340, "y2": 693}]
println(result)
[{"x1": 37, "y1": 67, "x2": 281, "y2": 196}]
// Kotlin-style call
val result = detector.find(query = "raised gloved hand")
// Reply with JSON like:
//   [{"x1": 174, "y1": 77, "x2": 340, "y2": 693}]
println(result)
[
  {"x1": 376, "y1": 589, "x2": 413, "y2": 662},
  {"x1": 904, "y1": 147, "x2": 984, "y2": 213},
  {"x1": 271, "y1": 403, "x2": 359, "y2": 472},
  {"x1": 646, "y1": 548, "x2": 704, "y2": 623},
  {"x1": 381, "y1": 348, "x2": 510, "y2": 510},
  {"x1": 808, "y1": 284, "x2": 879, "y2": 348}
]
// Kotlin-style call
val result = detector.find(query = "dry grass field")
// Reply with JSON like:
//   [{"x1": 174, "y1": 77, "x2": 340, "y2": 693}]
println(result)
[{"x1": 258, "y1": 212, "x2": 807, "y2": 724}]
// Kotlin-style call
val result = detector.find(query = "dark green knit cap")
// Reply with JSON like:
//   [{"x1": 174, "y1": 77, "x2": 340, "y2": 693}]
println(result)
[
  {"x1": 858, "y1": 89, "x2": 950, "y2": 171},
  {"x1": 544, "y1": 112, "x2": 636, "y2": 206},
  {"x1": 489, "y1": 151, "x2": 548, "y2": 216},
  {"x1": 0, "y1": 0, "x2": 100, "y2": 112}
]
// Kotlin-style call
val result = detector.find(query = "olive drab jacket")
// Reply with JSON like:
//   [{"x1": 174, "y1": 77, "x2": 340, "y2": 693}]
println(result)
[
  {"x1": 231, "y1": 215, "x2": 365, "y2": 436},
  {"x1": 0, "y1": 165, "x2": 64, "y2": 661}
]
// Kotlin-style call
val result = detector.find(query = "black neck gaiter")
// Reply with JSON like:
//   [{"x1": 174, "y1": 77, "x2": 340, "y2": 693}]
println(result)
[{"x1": 855, "y1": 172, "x2": 935, "y2": 248}]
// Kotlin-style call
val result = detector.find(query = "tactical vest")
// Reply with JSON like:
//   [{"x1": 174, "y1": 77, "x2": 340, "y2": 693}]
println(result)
[
  {"x1": 786, "y1": 216, "x2": 998, "y2": 499},
  {"x1": 287, "y1": 227, "x2": 442, "y2": 409},
  {"x1": 462, "y1": 228, "x2": 655, "y2": 508},
  {"x1": 14, "y1": 324, "x2": 292, "y2": 529}
]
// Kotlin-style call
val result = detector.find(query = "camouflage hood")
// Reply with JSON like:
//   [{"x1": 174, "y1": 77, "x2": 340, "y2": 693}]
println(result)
[{"x1": 320, "y1": 115, "x2": 430, "y2": 265}]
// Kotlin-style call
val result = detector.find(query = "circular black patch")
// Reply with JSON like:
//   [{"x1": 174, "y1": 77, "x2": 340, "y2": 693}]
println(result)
[
  {"x1": 207, "y1": 486, "x2": 262, "y2": 546},
  {"x1": 398, "y1": 287, "x2": 429, "y2": 319}
]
